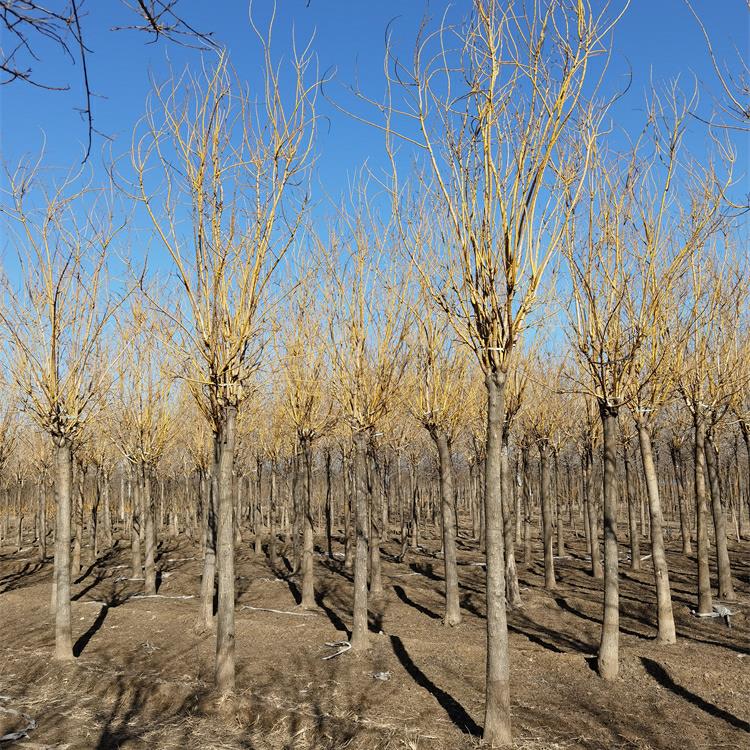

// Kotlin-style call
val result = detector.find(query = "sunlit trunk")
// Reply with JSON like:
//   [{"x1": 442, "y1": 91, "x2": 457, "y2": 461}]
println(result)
[
  {"x1": 200, "y1": 448, "x2": 219, "y2": 630},
  {"x1": 350, "y1": 429, "x2": 370, "y2": 651},
  {"x1": 433, "y1": 429, "x2": 461, "y2": 625},
  {"x1": 482, "y1": 371, "x2": 511, "y2": 746},
  {"x1": 215, "y1": 404, "x2": 237, "y2": 693},
  {"x1": 623, "y1": 440, "x2": 640, "y2": 571},
  {"x1": 669, "y1": 441, "x2": 692, "y2": 555},
  {"x1": 54, "y1": 439, "x2": 74, "y2": 661},
  {"x1": 501, "y1": 431, "x2": 522, "y2": 609},
  {"x1": 522, "y1": 444, "x2": 532, "y2": 567},
  {"x1": 704, "y1": 429, "x2": 735, "y2": 601},
  {"x1": 693, "y1": 411, "x2": 712, "y2": 615},
  {"x1": 598, "y1": 402, "x2": 619, "y2": 681},
  {"x1": 637, "y1": 420, "x2": 676, "y2": 643},
  {"x1": 539, "y1": 440, "x2": 555, "y2": 590},
  {"x1": 300, "y1": 436, "x2": 316, "y2": 609},
  {"x1": 143, "y1": 465, "x2": 157, "y2": 596}
]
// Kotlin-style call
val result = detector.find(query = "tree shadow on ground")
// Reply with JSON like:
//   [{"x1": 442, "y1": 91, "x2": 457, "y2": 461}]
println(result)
[
  {"x1": 508, "y1": 614, "x2": 595, "y2": 656},
  {"x1": 408, "y1": 560, "x2": 442, "y2": 582},
  {"x1": 73, "y1": 585, "x2": 133, "y2": 657},
  {"x1": 0, "y1": 560, "x2": 46, "y2": 593},
  {"x1": 392, "y1": 584, "x2": 440, "y2": 620},
  {"x1": 314, "y1": 586, "x2": 350, "y2": 637},
  {"x1": 389, "y1": 634, "x2": 481, "y2": 737},
  {"x1": 641, "y1": 657, "x2": 750, "y2": 733}
]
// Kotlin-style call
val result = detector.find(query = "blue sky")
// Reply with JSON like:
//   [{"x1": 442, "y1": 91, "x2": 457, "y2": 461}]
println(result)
[
  {"x1": 0, "y1": 0, "x2": 747, "y2": 284},
  {"x1": 1, "y1": 1, "x2": 747, "y2": 180}
]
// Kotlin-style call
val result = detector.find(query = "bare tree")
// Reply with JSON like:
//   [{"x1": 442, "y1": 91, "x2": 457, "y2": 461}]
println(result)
[
  {"x1": 277, "y1": 259, "x2": 337, "y2": 609},
  {"x1": 384, "y1": 1, "x2": 627, "y2": 741},
  {"x1": 324, "y1": 198, "x2": 412, "y2": 652},
  {"x1": 0, "y1": 161, "x2": 122, "y2": 660},
  {"x1": 408, "y1": 283, "x2": 473, "y2": 626},
  {"x1": 110, "y1": 295, "x2": 175, "y2": 594},
  {"x1": 132, "y1": 38, "x2": 316, "y2": 692}
]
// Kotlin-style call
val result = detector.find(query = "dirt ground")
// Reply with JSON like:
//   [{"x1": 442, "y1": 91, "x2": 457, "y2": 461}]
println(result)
[{"x1": 1, "y1": 525, "x2": 748, "y2": 750}]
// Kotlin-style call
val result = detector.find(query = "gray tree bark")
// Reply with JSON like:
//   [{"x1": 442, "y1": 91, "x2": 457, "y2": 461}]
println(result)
[
  {"x1": 501, "y1": 431, "x2": 522, "y2": 609},
  {"x1": 54, "y1": 439, "x2": 74, "y2": 661},
  {"x1": 704, "y1": 429, "x2": 735, "y2": 601},
  {"x1": 669, "y1": 440, "x2": 692, "y2": 555},
  {"x1": 200, "y1": 458, "x2": 218, "y2": 630},
  {"x1": 300, "y1": 436, "x2": 316, "y2": 609},
  {"x1": 636, "y1": 420, "x2": 676, "y2": 643},
  {"x1": 350, "y1": 429, "x2": 370, "y2": 651},
  {"x1": 482, "y1": 371, "x2": 511, "y2": 746},
  {"x1": 215, "y1": 405, "x2": 237, "y2": 693},
  {"x1": 539, "y1": 440, "x2": 555, "y2": 590},
  {"x1": 693, "y1": 411, "x2": 713, "y2": 615},
  {"x1": 433, "y1": 429, "x2": 461, "y2": 626},
  {"x1": 143, "y1": 466, "x2": 157, "y2": 596},
  {"x1": 623, "y1": 440, "x2": 640, "y2": 571},
  {"x1": 598, "y1": 402, "x2": 619, "y2": 681}
]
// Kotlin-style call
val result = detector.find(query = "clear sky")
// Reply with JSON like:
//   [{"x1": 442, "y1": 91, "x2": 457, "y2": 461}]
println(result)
[{"x1": 0, "y1": 0, "x2": 747, "y2": 240}]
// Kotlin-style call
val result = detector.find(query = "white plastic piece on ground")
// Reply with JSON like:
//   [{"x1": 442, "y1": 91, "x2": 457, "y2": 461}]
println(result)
[
  {"x1": 688, "y1": 604, "x2": 735, "y2": 627},
  {"x1": 322, "y1": 641, "x2": 351, "y2": 660},
  {"x1": 240, "y1": 605, "x2": 318, "y2": 616},
  {"x1": 131, "y1": 594, "x2": 195, "y2": 600}
]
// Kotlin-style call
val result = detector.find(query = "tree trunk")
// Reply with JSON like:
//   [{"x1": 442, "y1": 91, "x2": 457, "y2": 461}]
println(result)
[
  {"x1": 301, "y1": 436, "x2": 316, "y2": 609},
  {"x1": 143, "y1": 466, "x2": 157, "y2": 596},
  {"x1": 269, "y1": 462, "x2": 278, "y2": 568},
  {"x1": 200, "y1": 460, "x2": 218, "y2": 630},
  {"x1": 350, "y1": 429, "x2": 370, "y2": 651},
  {"x1": 215, "y1": 404, "x2": 237, "y2": 694},
  {"x1": 740, "y1": 422, "x2": 750, "y2": 533},
  {"x1": 130, "y1": 465, "x2": 141, "y2": 579},
  {"x1": 581, "y1": 452, "x2": 591, "y2": 554},
  {"x1": 554, "y1": 450, "x2": 565, "y2": 558},
  {"x1": 410, "y1": 462, "x2": 420, "y2": 550},
  {"x1": 670, "y1": 441, "x2": 692, "y2": 555},
  {"x1": 522, "y1": 444, "x2": 532, "y2": 566},
  {"x1": 623, "y1": 441, "x2": 640, "y2": 571},
  {"x1": 233, "y1": 471, "x2": 242, "y2": 547},
  {"x1": 343, "y1": 448, "x2": 353, "y2": 570},
  {"x1": 704, "y1": 429, "x2": 735, "y2": 601},
  {"x1": 471, "y1": 461, "x2": 481, "y2": 541},
  {"x1": 103, "y1": 472, "x2": 112, "y2": 549},
  {"x1": 37, "y1": 481, "x2": 47, "y2": 562},
  {"x1": 636, "y1": 420, "x2": 676, "y2": 644},
  {"x1": 53, "y1": 439, "x2": 74, "y2": 661},
  {"x1": 693, "y1": 410, "x2": 712, "y2": 614},
  {"x1": 433, "y1": 430, "x2": 461, "y2": 626},
  {"x1": 71, "y1": 469, "x2": 82, "y2": 576},
  {"x1": 598, "y1": 401, "x2": 619, "y2": 681},
  {"x1": 502, "y1": 432, "x2": 522, "y2": 609},
  {"x1": 254, "y1": 459, "x2": 263, "y2": 557},
  {"x1": 15, "y1": 482, "x2": 23, "y2": 553},
  {"x1": 368, "y1": 450, "x2": 384, "y2": 601},
  {"x1": 325, "y1": 449, "x2": 333, "y2": 559},
  {"x1": 482, "y1": 371, "x2": 511, "y2": 747},
  {"x1": 584, "y1": 445, "x2": 603, "y2": 579},
  {"x1": 539, "y1": 440, "x2": 555, "y2": 590}
]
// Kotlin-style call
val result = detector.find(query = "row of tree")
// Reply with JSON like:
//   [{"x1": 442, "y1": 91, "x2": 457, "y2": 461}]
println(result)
[{"x1": 1, "y1": 1, "x2": 747, "y2": 746}]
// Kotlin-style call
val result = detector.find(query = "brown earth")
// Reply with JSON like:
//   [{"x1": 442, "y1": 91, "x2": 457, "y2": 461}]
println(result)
[{"x1": 1, "y1": 527, "x2": 748, "y2": 750}]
